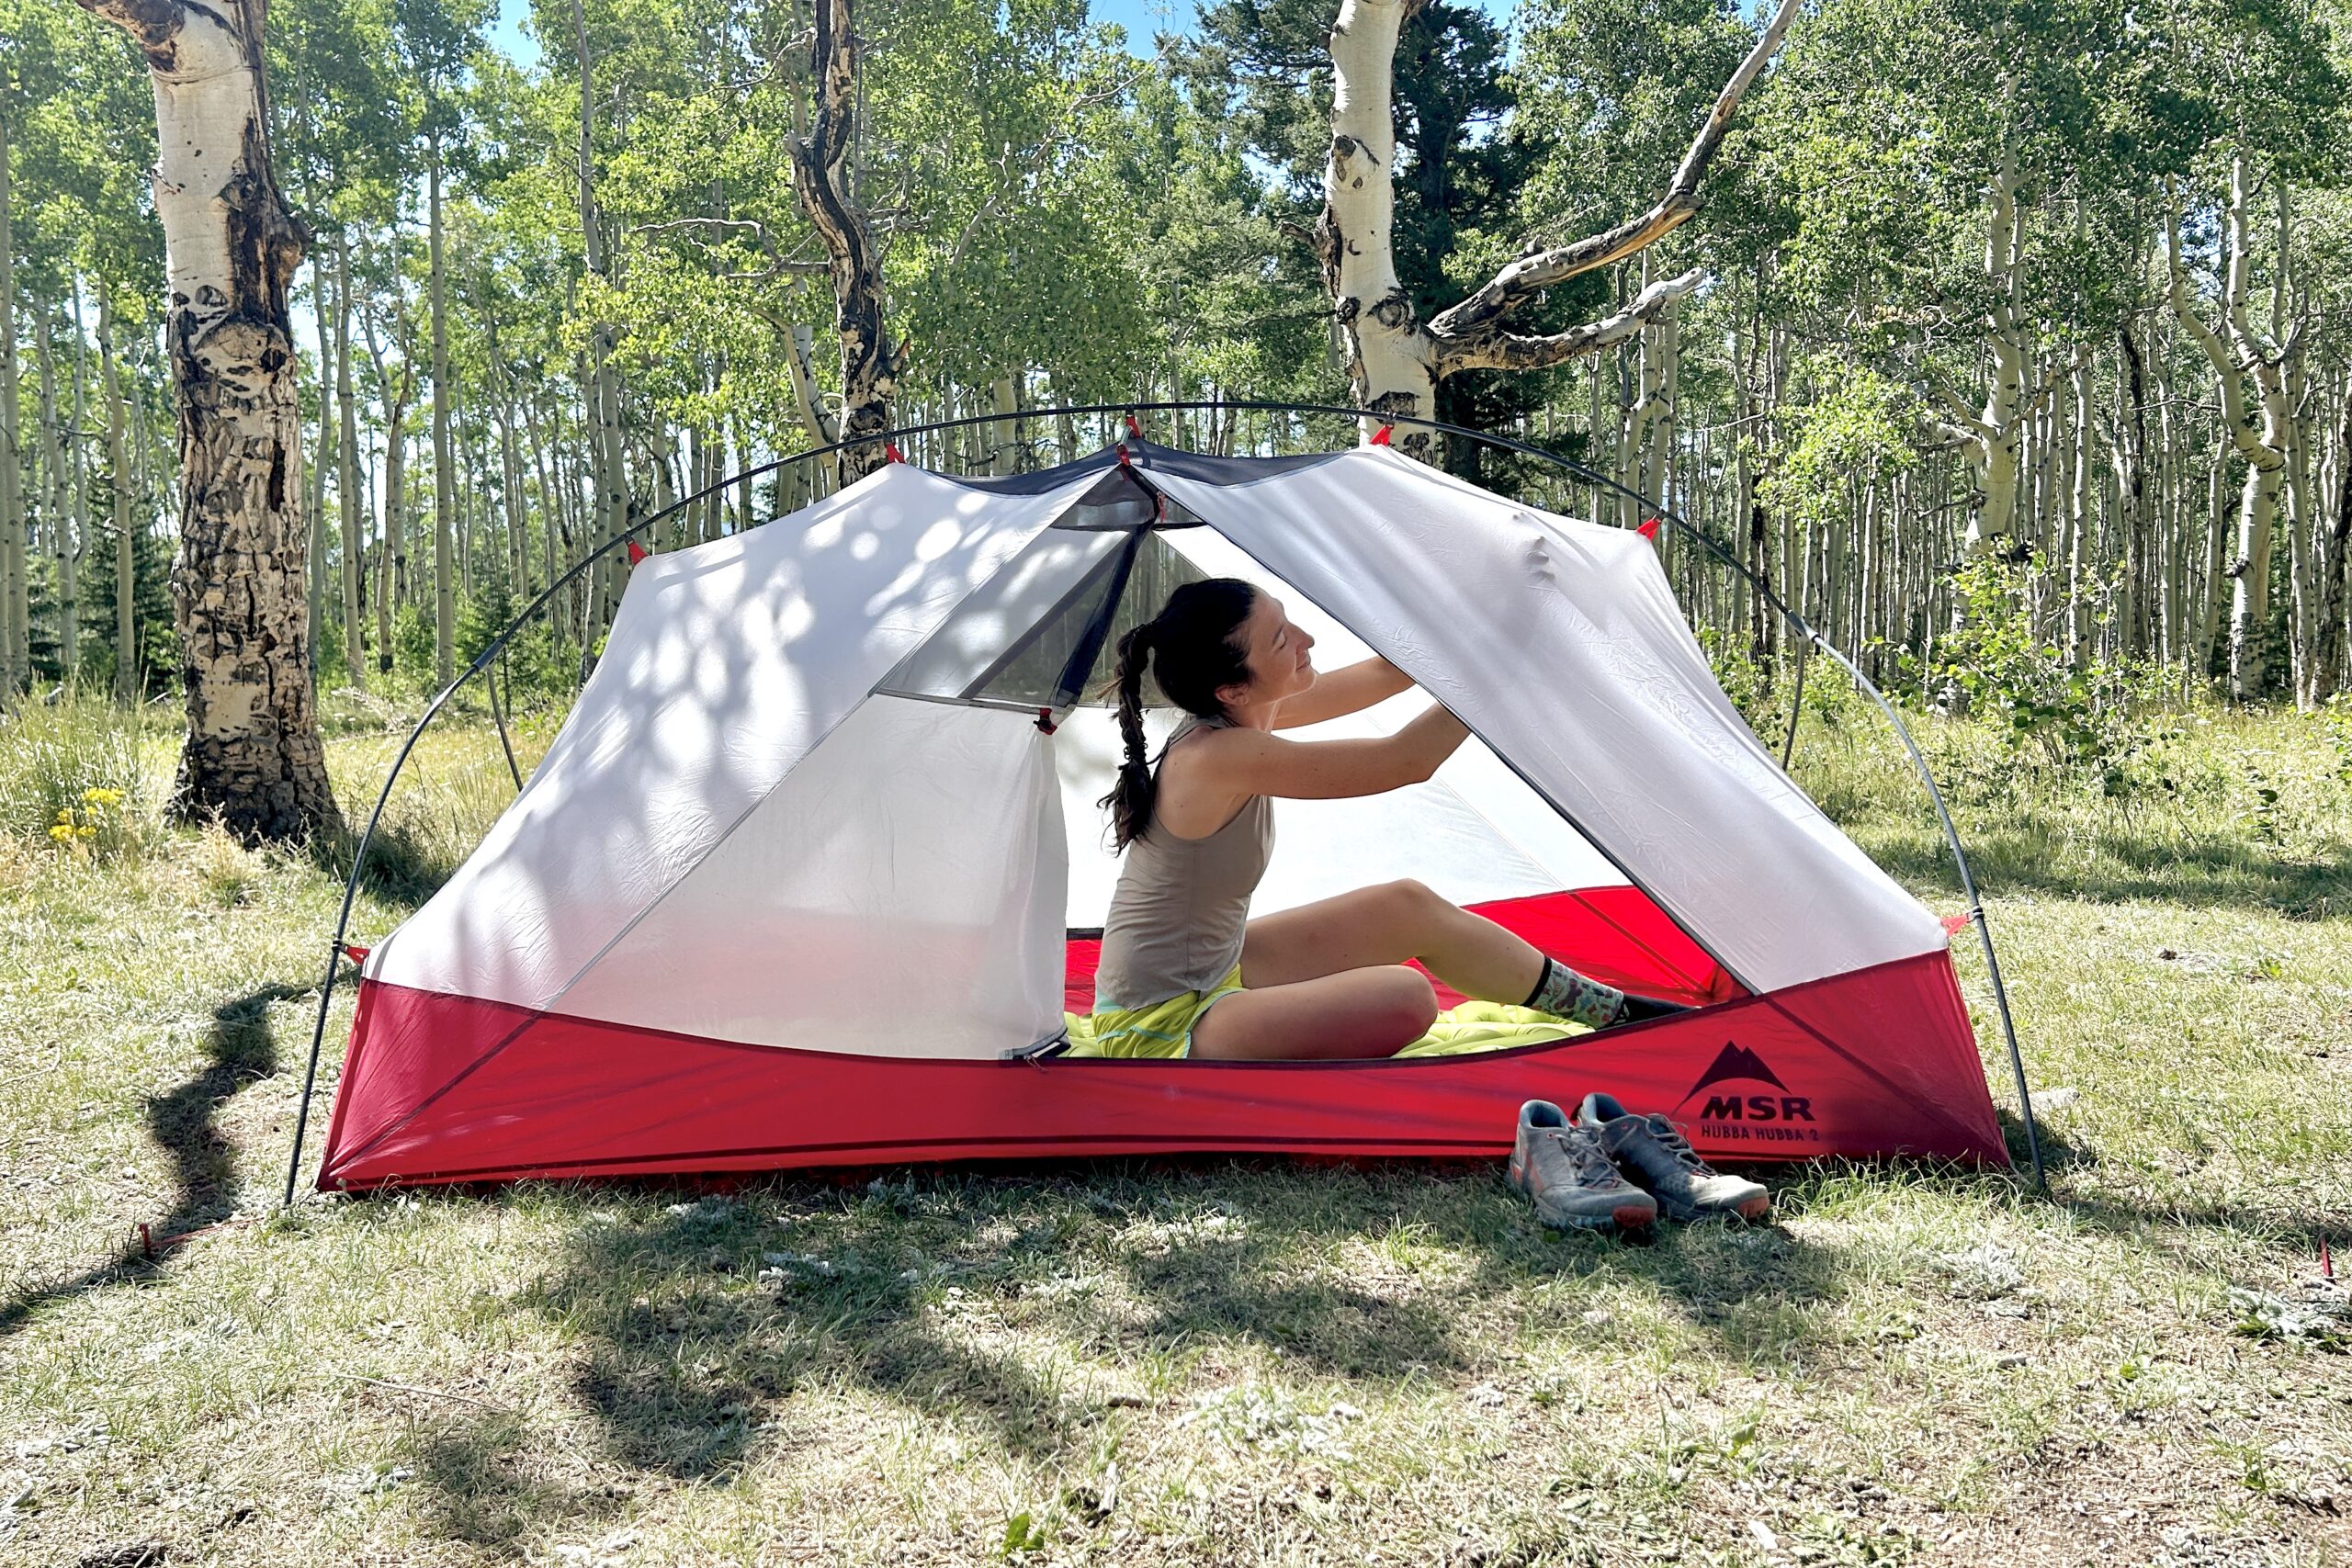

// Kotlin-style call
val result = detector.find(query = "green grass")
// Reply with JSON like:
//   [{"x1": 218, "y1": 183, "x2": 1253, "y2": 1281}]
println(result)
[{"x1": 2, "y1": 694, "x2": 2348, "y2": 1567}]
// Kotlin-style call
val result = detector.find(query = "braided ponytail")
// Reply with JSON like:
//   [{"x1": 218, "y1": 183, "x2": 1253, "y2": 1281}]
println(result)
[
  {"x1": 1101, "y1": 623, "x2": 1159, "y2": 851},
  {"x1": 1096, "y1": 578, "x2": 1261, "y2": 852}
]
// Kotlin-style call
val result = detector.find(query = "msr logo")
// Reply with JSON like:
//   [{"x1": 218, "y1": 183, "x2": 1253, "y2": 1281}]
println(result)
[{"x1": 1679, "y1": 1043, "x2": 1815, "y2": 1125}]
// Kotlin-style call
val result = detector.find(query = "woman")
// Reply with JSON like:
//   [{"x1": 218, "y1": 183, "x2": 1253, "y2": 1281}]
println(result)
[{"x1": 1080, "y1": 577, "x2": 1688, "y2": 1062}]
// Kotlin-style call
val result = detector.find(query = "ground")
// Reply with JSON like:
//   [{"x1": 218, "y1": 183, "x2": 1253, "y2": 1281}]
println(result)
[{"x1": 0, "y1": 692, "x2": 2347, "y2": 1567}]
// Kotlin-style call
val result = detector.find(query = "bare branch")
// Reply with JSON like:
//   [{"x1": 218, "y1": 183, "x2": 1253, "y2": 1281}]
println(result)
[
  {"x1": 1436, "y1": 267, "x2": 1702, "y2": 376},
  {"x1": 628, "y1": 216, "x2": 772, "y2": 239},
  {"x1": 1427, "y1": 0, "x2": 1798, "y2": 344}
]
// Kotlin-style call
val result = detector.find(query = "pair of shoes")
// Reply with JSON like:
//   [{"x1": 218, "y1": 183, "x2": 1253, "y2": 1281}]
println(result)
[
  {"x1": 1577, "y1": 1093, "x2": 1772, "y2": 1223},
  {"x1": 1508, "y1": 1100, "x2": 1660, "y2": 1232},
  {"x1": 1508, "y1": 1095, "x2": 1771, "y2": 1232}
]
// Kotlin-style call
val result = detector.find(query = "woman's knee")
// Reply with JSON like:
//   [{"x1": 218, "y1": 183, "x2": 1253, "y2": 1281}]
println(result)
[
  {"x1": 1373, "y1": 965, "x2": 1440, "y2": 1037},
  {"x1": 1374, "y1": 877, "x2": 1445, "y2": 925}
]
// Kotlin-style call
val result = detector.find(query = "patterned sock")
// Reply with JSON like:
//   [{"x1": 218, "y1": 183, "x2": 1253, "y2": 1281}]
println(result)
[{"x1": 1522, "y1": 956, "x2": 1624, "y2": 1028}]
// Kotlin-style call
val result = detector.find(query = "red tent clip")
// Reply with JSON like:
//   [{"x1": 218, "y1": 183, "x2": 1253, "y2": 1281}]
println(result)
[
  {"x1": 1035, "y1": 707, "x2": 1058, "y2": 735},
  {"x1": 1940, "y1": 913, "x2": 1971, "y2": 936},
  {"x1": 1115, "y1": 443, "x2": 1133, "y2": 467},
  {"x1": 882, "y1": 441, "x2": 906, "y2": 464},
  {"x1": 1123, "y1": 413, "x2": 1144, "y2": 439},
  {"x1": 341, "y1": 942, "x2": 371, "y2": 964},
  {"x1": 1636, "y1": 517, "x2": 1661, "y2": 540},
  {"x1": 626, "y1": 539, "x2": 649, "y2": 565},
  {"x1": 1370, "y1": 423, "x2": 1394, "y2": 446}
]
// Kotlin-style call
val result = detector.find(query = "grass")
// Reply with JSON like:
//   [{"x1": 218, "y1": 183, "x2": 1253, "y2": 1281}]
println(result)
[{"x1": 1, "y1": 691, "x2": 2348, "y2": 1567}]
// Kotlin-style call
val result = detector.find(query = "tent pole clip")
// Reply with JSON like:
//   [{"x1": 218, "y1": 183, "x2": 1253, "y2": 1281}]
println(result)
[{"x1": 1035, "y1": 707, "x2": 1058, "y2": 735}]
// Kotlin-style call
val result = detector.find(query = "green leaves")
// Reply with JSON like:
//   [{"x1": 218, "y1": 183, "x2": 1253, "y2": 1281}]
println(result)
[{"x1": 999, "y1": 1507, "x2": 1051, "y2": 1555}]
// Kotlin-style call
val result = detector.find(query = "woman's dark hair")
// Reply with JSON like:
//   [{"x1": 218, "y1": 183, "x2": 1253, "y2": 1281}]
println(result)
[{"x1": 1098, "y1": 578, "x2": 1259, "y2": 850}]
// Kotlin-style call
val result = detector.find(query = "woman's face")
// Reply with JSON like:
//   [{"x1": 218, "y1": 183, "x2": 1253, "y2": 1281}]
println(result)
[{"x1": 1222, "y1": 592, "x2": 1316, "y2": 712}]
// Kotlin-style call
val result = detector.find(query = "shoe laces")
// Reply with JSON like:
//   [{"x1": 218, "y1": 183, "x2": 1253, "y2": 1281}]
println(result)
[
  {"x1": 1552, "y1": 1129, "x2": 1622, "y2": 1188},
  {"x1": 1643, "y1": 1114, "x2": 1713, "y2": 1174}
]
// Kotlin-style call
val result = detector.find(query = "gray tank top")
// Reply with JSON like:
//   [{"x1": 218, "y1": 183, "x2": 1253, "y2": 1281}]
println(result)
[{"x1": 1091, "y1": 716, "x2": 1276, "y2": 1010}]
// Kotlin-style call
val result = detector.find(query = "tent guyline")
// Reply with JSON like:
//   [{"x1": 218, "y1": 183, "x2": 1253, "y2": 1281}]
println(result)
[{"x1": 282, "y1": 400, "x2": 2041, "y2": 1206}]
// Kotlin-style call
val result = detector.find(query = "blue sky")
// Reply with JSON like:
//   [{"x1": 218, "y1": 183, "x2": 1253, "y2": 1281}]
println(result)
[{"x1": 488, "y1": 0, "x2": 1517, "y2": 69}]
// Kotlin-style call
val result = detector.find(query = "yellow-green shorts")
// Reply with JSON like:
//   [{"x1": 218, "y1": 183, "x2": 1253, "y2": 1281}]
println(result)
[
  {"x1": 1065, "y1": 964, "x2": 1246, "y2": 1059},
  {"x1": 1061, "y1": 967, "x2": 1592, "y2": 1060}
]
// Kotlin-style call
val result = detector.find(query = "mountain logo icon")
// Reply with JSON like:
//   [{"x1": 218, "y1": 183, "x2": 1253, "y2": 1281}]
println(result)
[
  {"x1": 1677, "y1": 1042, "x2": 1815, "y2": 1126},
  {"x1": 1685, "y1": 1042, "x2": 1786, "y2": 1099}
]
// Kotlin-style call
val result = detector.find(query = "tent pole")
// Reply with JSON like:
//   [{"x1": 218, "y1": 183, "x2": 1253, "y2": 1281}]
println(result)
[
  {"x1": 1781, "y1": 635, "x2": 1809, "y2": 772},
  {"x1": 487, "y1": 655, "x2": 524, "y2": 792},
  {"x1": 285, "y1": 399, "x2": 2042, "y2": 1204}
]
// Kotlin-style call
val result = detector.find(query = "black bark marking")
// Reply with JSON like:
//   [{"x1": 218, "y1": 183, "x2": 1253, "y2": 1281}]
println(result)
[{"x1": 1368, "y1": 289, "x2": 1418, "y2": 331}]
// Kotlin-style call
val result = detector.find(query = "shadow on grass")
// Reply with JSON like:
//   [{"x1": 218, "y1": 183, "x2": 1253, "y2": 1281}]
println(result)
[
  {"x1": 510, "y1": 1157, "x2": 1862, "y2": 1496},
  {"x1": 306, "y1": 821, "x2": 458, "y2": 916},
  {"x1": 1998, "y1": 1105, "x2": 2094, "y2": 1182},
  {"x1": 432, "y1": 1141, "x2": 2333, "y2": 1549},
  {"x1": 400, "y1": 1407, "x2": 621, "y2": 1554},
  {"x1": 0, "y1": 981, "x2": 306, "y2": 1340},
  {"x1": 1865, "y1": 824, "x2": 2350, "y2": 921}
]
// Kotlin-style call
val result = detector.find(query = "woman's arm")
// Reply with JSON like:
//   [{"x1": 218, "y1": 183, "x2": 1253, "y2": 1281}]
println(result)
[
  {"x1": 1186, "y1": 703, "x2": 1472, "y2": 801},
  {"x1": 1272, "y1": 656, "x2": 1416, "y2": 729}
]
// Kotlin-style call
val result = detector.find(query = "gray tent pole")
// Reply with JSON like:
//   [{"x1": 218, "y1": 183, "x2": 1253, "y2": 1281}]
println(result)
[
  {"x1": 1783, "y1": 631, "x2": 2044, "y2": 1189},
  {"x1": 1781, "y1": 635, "x2": 1810, "y2": 772}
]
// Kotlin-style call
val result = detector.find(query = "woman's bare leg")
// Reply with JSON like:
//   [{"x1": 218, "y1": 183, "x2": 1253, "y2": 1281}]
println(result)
[
  {"x1": 1188, "y1": 965, "x2": 1439, "y2": 1061},
  {"x1": 1239, "y1": 879, "x2": 1547, "y2": 1003}
]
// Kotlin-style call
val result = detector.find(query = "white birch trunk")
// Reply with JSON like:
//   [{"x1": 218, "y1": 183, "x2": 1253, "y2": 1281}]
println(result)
[
  {"x1": 1946, "y1": 156, "x2": 2028, "y2": 563},
  {"x1": 1314, "y1": 0, "x2": 1792, "y2": 459},
  {"x1": 35, "y1": 310, "x2": 69, "y2": 679},
  {"x1": 428, "y1": 135, "x2": 457, "y2": 683},
  {"x1": 0, "y1": 107, "x2": 24, "y2": 697},
  {"x1": 302, "y1": 263, "x2": 329, "y2": 678},
  {"x1": 77, "y1": 0, "x2": 339, "y2": 838},
  {"x1": 99, "y1": 282, "x2": 137, "y2": 701},
  {"x1": 572, "y1": 0, "x2": 628, "y2": 642},
  {"x1": 334, "y1": 236, "x2": 366, "y2": 687},
  {"x1": 1316, "y1": 0, "x2": 1436, "y2": 452},
  {"x1": 2171, "y1": 164, "x2": 2290, "y2": 699},
  {"x1": 782, "y1": 321, "x2": 840, "y2": 491}
]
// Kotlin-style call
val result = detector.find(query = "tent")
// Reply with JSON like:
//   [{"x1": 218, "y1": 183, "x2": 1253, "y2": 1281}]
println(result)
[{"x1": 311, "y1": 437, "x2": 2009, "y2": 1190}]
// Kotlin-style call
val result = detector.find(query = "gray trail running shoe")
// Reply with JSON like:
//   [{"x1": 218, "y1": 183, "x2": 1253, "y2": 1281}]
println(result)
[
  {"x1": 1576, "y1": 1092, "x2": 1771, "y2": 1223},
  {"x1": 1509, "y1": 1100, "x2": 1658, "y2": 1233}
]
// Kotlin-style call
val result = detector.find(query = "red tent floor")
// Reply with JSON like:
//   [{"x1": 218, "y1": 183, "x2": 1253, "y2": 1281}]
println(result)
[{"x1": 316, "y1": 888, "x2": 2008, "y2": 1190}]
